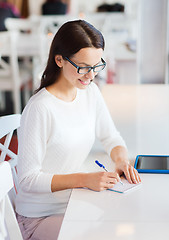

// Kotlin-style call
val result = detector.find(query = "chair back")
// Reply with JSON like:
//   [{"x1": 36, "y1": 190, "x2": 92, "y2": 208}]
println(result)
[
  {"x1": 5, "y1": 17, "x2": 41, "y2": 57},
  {"x1": 5, "y1": 17, "x2": 45, "y2": 92},
  {"x1": 0, "y1": 30, "x2": 20, "y2": 82},
  {"x1": 0, "y1": 114, "x2": 21, "y2": 207},
  {"x1": 0, "y1": 31, "x2": 22, "y2": 113},
  {"x1": 0, "y1": 161, "x2": 23, "y2": 240}
]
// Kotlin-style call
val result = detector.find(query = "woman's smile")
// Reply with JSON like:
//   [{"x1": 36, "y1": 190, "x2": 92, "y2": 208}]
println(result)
[{"x1": 78, "y1": 78, "x2": 91, "y2": 86}]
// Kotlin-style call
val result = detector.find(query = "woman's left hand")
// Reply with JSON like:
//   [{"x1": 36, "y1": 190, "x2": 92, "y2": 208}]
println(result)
[{"x1": 115, "y1": 161, "x2": 141, "y2": 184}]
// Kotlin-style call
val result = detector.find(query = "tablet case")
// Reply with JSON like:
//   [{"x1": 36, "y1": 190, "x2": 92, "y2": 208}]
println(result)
[{"x1": 134, "y1": 155, "x2": 169, "y2": 173}]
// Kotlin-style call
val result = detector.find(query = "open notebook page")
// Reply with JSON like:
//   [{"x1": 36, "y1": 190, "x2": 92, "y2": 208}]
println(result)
[{"x1": 108, "y1": 177, "x2": 141, "y2": 193}]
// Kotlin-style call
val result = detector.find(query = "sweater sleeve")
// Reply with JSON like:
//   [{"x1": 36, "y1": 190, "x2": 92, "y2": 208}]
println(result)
[
  {"x1": 94, "y1": 84, "x2": 127, "y2": 155},
  {"x1": 17, "y1": 101, "x2": 53, "y2": 193}
]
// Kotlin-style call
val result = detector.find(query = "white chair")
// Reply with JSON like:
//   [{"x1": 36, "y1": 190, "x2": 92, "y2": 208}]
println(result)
[
  {"x1": 0, "y1": 114, "x2": 21, "y2": 208},
  {"x1": 5, "y1": 17, "x2": 41, "y2": 57},
  {"x1": 5, "y1": 17, "x2": 45, "y2": 91},
  {"x1": 0, "y1": 29, "x2": 33, "y2": 114},
  {"x1": 0, "y1": 31, "x2": 23, "y2": 114},
  {"x1": 0, "y1": 161, "x2": 23, "y2": 240}
]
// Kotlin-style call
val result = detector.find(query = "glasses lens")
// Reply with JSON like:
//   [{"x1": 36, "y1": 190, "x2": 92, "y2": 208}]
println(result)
[
  {"x1": 77, "y1": 61, "x2": 106, "y2": 74},
  {"x1": 94, "y1": 64, "x2": 105, "y2": 72},
  {"x1": 78, "y1": 67, "x2": 91, "y2": 74}
]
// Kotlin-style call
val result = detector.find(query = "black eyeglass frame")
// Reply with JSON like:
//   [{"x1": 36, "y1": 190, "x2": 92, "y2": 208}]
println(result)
[{"x1": 64, "y1": 56, "x2": 106, "y2": 74}]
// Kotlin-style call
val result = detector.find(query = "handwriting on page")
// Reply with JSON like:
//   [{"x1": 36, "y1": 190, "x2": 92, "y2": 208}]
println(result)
[{"x1": 108, "y1": 178, "x2": 141, "y2": 193}]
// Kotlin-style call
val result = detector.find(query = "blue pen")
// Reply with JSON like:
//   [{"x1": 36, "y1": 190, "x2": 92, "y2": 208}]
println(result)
[{"x1": 95, "y1": 160, "x2": 123, "y2": 185}]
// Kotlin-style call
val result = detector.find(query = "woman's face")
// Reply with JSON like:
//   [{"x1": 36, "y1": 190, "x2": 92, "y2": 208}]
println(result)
[{"x1": 56, "y1": 47, "x2": 104, "y2": 89}]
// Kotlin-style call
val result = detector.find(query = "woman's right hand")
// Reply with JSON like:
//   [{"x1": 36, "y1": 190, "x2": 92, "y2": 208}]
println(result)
[
  {"x1": 51, "y1": 172, "x2": 121, "y2": 192},
  {"x1": 84, "y1": 172, "x2": 121, "y2": 192}
]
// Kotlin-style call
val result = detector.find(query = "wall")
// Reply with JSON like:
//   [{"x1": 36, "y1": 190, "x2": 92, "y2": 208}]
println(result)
[{"x1": 137, "y1": 0, "x2": 168, "y2": 83}]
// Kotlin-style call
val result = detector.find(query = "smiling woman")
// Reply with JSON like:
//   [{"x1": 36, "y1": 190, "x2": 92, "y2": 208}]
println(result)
[
  {"x1": 35, "y1": 20, "x2": 105, "y2": 92},
  {"x1": 15, "y1": 20, "x2": 141, "y2": 240}
]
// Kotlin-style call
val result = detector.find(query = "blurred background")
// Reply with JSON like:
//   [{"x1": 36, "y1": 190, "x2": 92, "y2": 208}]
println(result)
[{"x1": 0, "y1": 0, "x2": 168, "y2": 115}]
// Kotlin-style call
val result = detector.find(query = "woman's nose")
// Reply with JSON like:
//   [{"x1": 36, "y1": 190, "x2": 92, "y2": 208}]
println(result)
[{"x1": 84, "y1": 69, "x2": 96, "y2": 79}]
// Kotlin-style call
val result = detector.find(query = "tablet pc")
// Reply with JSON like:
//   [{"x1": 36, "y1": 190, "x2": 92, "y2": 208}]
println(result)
[{"x1": 134, "y1": 155, "x2": 169, "y2": 173}]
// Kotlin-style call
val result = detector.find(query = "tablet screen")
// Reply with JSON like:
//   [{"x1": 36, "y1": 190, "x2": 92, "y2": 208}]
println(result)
[{"x1": 136, "y1": 156, "x2": 169, "y2": 170}]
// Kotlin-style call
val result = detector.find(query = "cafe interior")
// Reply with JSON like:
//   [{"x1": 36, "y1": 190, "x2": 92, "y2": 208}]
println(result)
[
  {"x1": 0, "y1": 0, "x2": 169, "y2": 239},
  {"x1": 0, "y1": 0, "x2": 168, "y2": 114}
]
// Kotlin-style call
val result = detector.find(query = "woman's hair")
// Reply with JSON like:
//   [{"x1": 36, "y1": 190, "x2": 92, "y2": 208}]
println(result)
[
  {"x1": 35, "y1": 19, "x2": 105, "y2": 93},
  {"x1": 45, "y1": 0, "x2": 62, "y2": 3}
]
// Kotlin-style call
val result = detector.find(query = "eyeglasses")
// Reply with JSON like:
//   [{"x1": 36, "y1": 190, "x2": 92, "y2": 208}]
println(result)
[{"x1": 64, "y1": 57, "x2": 106, "y2": 74}]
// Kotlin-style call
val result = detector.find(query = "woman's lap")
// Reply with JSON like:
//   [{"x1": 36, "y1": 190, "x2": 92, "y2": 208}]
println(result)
[{"x1": 16, "y1": 213, "x2": 64, "y2": 240}]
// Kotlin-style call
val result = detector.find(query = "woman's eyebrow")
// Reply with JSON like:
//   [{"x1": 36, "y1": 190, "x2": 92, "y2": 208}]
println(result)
[{"x1": 76, "y1": 60, "x2": 101, "y2": 66}]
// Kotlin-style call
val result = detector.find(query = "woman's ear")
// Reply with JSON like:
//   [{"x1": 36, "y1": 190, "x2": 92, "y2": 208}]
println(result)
[{"x1": 55, "y1": 55, "x2": 63, "y2": 68}]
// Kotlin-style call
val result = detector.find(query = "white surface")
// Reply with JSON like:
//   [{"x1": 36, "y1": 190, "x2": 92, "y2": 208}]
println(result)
[
  {"x1": 58, "y1": 174, "x2": 169, "y2": 240},
  {"x1": 0, "y1": 162, "x2": 13, "y2": 202},
  {"x1": 58, "y1": 84, "x2": 169, "y2": 240},
  {"x1": 0, "y1": 162, "x2": 23, "y2": 240}
]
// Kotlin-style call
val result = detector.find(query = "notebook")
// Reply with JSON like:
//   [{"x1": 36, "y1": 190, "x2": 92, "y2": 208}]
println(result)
[{"x1": 108, "y1": 177, "x2": 141, "y2": 193}]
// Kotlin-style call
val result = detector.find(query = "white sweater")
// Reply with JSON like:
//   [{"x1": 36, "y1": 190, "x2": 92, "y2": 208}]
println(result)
[{"x1": 15, "y1": 83, "x2": 126, "y2": 217}]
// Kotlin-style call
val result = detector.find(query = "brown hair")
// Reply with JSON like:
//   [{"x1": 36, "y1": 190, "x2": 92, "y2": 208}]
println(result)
[{"x1": 35, "y1": 20, "x2": 105, "y2": 93}]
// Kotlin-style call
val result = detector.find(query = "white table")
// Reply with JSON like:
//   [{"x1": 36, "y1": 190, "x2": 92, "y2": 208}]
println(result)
[
  {"x1": 58, "y1": 84, "x2": 169, "y2": 240},
  {"x1": 58, "y1": 174, "x2": 169, "y2": 240}
]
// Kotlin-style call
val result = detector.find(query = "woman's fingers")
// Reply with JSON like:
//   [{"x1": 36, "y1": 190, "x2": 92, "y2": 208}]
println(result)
[
  {"x1": 128, "y1": 166, "x2": 141, "y2": 184},
  {"x1": 106, "y1": 182, "x2": 116, "y2": 189},
  {"x1": 107, "y1": 172, "x2": 121, "y2": 182},
  {"x1": 133, "y1": 168, "x2": 141, "y2": 183},
  {"x1": 102, "y1": 172, "x2": 121, "y2": 189},
  {"x1": 102, "y1": 182, "x2": 116, "y2": 190},
  {"x1": 123, "y1": 166, "x2": 132, "y2": 183},
  {"x1": 117, "y1": 162, "x2": 142, "y2": 184}
]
